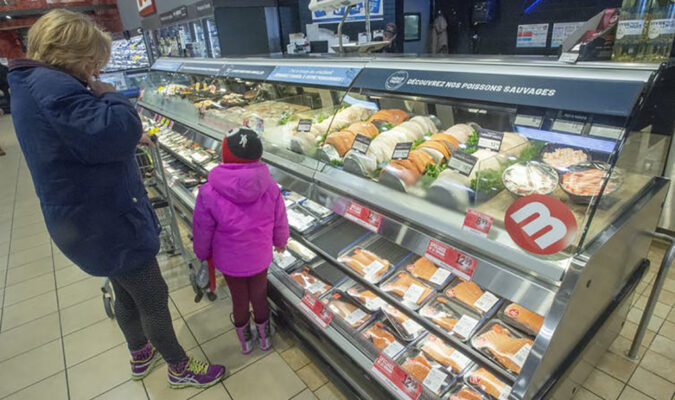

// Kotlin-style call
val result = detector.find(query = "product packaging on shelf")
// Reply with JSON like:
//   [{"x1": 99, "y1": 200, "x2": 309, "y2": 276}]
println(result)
[
  {"x1": 419, "y1": 295, "x2": 483, "y2": 342},
  {"x1": 323, "y1": 290, "x2": 375, "y2": 330},
  {"x1": 444, "y1": 278, "x2": 503, "y2": 316},
  {"x1": 471, "y1": 319, "x2": 534, "y2": 375},
  {"x1": 380, "y1": 271, "x2": 436, "y2": 310},
  {"x1": 498, "y1": 302, "x2": 545, "y2": 337}
]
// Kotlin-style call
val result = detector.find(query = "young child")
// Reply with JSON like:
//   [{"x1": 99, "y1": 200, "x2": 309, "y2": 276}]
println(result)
[{"x1": 192, "y1": 128, "x2": 289, "y2": 353}]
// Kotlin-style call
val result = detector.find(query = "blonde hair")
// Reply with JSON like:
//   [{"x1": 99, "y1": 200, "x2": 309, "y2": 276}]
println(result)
[{"x1": 27, "y1": 9, "x2": 111, "y2": 80}]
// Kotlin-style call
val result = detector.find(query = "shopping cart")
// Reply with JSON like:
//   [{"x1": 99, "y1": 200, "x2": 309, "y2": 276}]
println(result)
[{"x1": 101, "y1": 136, "x2": 187, "y2": 318}]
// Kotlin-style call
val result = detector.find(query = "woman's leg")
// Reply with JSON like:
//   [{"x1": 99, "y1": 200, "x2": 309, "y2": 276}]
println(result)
[
  {"x1": 109, "y1": 278, "x2": 148, "y2": 351},
  {"x1": 223, "y1": 274, "x2": 251, "y2": 327},
  {"x1": 248, "y1": 269, "x2": 270, "y2": 324},
  {"x1": 111, "y1": 258, "x2": 186, "y2": 364}
]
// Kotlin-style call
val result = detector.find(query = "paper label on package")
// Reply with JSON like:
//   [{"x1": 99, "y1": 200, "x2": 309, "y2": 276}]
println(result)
[
  {"x1": 499, "y1": 387, "x2": 512, "y2": 400},
  {"x1": 351, "y1": 134, "x2": 372, "y2": 155},
  {"x1": 474, "y1": 291, "x2": 499, "y2": 313},
  {"x1": 617, "y1": 19, "x2": 645, "y2": 39},
  {"x1": 383, "y1": 340, "x2": 404, "y2": 358},
  {"x1": 391, "y1": 142, "x2": 413, "y2": 160},
  {"x1": 452, "y1": 315, "x2": 479, "y2": 339},
  {"x1": 403, "y1": 284, "x2": 426, "y2": 304},
  {"x1": 274, "y1": 251, "x2": 297, "y2": 270},
  {"x1": 422, "y1": 368, "x2": 446, "y2": 394},
  {"x1": 649, "y1": 19, "x2": 675, "y2": 39},
  {"x1": 364, "y1": 260, "x2": 386, "y2": 281},
  {"x1": 307, "y1": 281, "x2": 327, "y2": 295},
  {"x1": 429, "y1": 268, "x2": 451, "y2": 285},
  {"x1": 365, "y1": 296, "x2": 387, "y2": 311},
  {"x1": 513, "y1": 343, "x2": 532, "y2": 368},
  {"x1": 402, "y1": 318, "x2": 423, "y2": 336},
  {"x1": 448, "y1": 350, "x2": 471, "y2": 371},
  {"x1": 345, "y1": 308, "x2": 368, "y2": 325}
]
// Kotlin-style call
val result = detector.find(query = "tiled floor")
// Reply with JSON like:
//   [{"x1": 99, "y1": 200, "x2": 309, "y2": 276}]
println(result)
[
  {"x1": 0, "y1": 115, "x2": 346, "y2": 400},
  {"x1": 0, "y1": 113, "x2": 673, "y2": 400}
]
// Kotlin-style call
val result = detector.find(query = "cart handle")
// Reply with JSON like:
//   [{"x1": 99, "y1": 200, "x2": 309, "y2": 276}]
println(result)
[{"x1": 627, "y1": 232, "x2": 675, "y2": 359}]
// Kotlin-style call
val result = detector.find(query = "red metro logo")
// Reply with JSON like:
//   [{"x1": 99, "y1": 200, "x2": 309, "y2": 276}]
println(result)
[{"x1": 505, "y1": 194, "x2": 578, "y2": 255}]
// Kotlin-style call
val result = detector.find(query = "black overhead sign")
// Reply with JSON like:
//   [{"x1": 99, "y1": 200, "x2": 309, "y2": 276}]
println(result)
[
  {"x1": 159, "y1": 6, "x2": 188, "y2": 24},
  {"x1": 353, "y1": 68, "x2": 646, "y2": 117},
  {"x1": 194, "y1": 0, "x2": 213, "y2": 17}
]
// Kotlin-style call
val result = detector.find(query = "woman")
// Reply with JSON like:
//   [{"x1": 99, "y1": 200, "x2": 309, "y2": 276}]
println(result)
[{"x1": 8, "y1": 10, "x2": 225, "y2": 388}]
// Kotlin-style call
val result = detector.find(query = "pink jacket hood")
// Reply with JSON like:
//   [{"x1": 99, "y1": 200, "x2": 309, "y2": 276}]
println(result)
[{"x1": 192, "y1": 162, "x2": 289, "y2": 277}]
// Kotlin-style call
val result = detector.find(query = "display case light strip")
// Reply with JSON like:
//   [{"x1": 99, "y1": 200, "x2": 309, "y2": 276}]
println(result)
[{"x1": 515, "y1": 126, "x2": 618, "y2": 153}]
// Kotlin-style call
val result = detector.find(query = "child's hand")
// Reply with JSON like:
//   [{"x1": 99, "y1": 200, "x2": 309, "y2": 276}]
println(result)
[{"x1": 274, "y1": 246, "x2": 286, "y2": 254}]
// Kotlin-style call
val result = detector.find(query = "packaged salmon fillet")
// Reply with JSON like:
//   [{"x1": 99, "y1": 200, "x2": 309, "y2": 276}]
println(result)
[
  {"x1": 398, "y1": 349, "x2": 452, "y2": 395},
  {"x1": 419, "y1": 334, "x2": 473, "y2": 374},
  {"x1": 447, "y1": 384, "x2": 490, "y2": 400},
  {"x1": 420, "y1": 295, "x2": 481, "y2": 341},
  {"x1": 380, "y1": 271, "x2": 434, "y2": 309},
  {"x1": 464, "y1": 365, "x2": 512, "y2": 400},
  {"x1": 405, "y1": 257, "x2": 453, "y2": 288},
  {"x1": 383, "y1": 305, "x2": 426, "y2": 341},
  {"x1": 445, "y1": 278, "x2": 501, "y2": 315},
  {"x1": 345, "y1": 283, "x2": 388, "y2": 312},
  {"x1": 499, "y1": 302, "x2": 545, "y2": 337},
  {"x1": 289, "y1": 266, "x2": 331, "y2": 297},
  {"x1": 337, "y1": 247, "x2": 393, "y2": 284},
  {"x1": 361, "y1": 319, "x2": 407, "y2": 359},
  {"x1": 324, "y1": 291, "x2": 373, "y2": 329},
  {"x1": 471, "y1": 320, "x2": 533, "y2": 375}
]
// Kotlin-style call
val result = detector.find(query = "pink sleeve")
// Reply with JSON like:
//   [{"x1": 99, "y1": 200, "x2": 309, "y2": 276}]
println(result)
[
  {"x1": 192, "y1": 186, "x2": 217, "y2": 260},
  {"x1": 272, "y1": 188, "x2": 289, "y2": 248}
]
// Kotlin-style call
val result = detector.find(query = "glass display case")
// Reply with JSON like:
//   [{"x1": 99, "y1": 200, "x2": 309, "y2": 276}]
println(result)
[{"x1": 135, "y1": 57, "x2": 672, "y2": 400}]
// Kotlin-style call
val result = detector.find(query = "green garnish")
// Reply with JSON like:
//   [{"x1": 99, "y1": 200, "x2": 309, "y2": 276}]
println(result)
[
  {"x1": 317, "y1": 113, "x2": 330, "y2": 124},
  {"x1": 411, "y1": 137, "x2": 427, "y2": 150},
  {"x1": 378, "y1": 122, "x2": 393, "y2": 132},
  {"x1": 278, "y1": 112, "x2": 293, "y2": 126},
  {"x1": 424, "y1": 163, "x2": 446, "y2": 179},
  {"x1": 330, "y1": 159, "x2": 344, "y2": 167}
]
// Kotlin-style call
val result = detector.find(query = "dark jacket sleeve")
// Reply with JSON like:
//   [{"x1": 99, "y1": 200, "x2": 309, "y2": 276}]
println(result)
[{"x1": 40, "y1": 86, "x2": 142, "y2": 165}]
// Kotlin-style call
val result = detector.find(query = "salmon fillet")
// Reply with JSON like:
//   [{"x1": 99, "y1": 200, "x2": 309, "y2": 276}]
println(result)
[
  {"x1": 420, "y1": 302, "x2": 458, "y2": 332},
  {"x1": 418, "y1": 139, "x2": 451, "y2": 160},
  {"x1": 446, "y1": 280, "x2": 484, "y2": 312},
  {"x1": 473, "y1": 324, "x2": 533, "y2": 374},
  {"x1": 421, "y1": 335, "x2": 465, "y2": 373},
  {"x1": 363, "y1": 322, "x2": 396, "y2": 350},
  {"x1": 381, "y1": 272, "x2": 433, "y2": 304},
  {"x1": 325, "y1": 130, "x2": 356, "y2": 157},
  {"x1": 504, "y1": 303, "x2": 544, "y2": 335},
  {"x1": 369, "y1": 109, "x2": 409, "y2": 124},
  {"x1": 451, "y1": 386, "x2": 485, "y2": 400},
  {"x1": 290, "y1": 270, "x2": 329, "y2": 296},
  {"x1": 406, "y1": 257, "x2": 439, "y2": 282},
  {"x1": 468, "y1": 368, "x2": 509, "y2": 400},
  {"x1": 347, "y1": 121, "x2": 379, "y2": 137},
  {"x1": 326, "y1": 298, "x2": 368, "y2": 328},
  {"x1": 401, "y1": 354, "x2": 432, "y2": 383},
  {"x1": 339, "y1": 249, "x2": 391, "y2": 280}
]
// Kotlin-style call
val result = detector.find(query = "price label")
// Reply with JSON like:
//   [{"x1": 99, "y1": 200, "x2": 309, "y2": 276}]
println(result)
[
  {"x1": 273, "y1": 251, "x2": 297, "y2": 270},
  {"x1": 351, "y1": 134, "x2": 372, "y2": 155},
  {"x1": 371, "y1": 354, "x2": 423, "y2": 400},
  {"x1": 448, "y1": 350, "x2": 472, "y2": 372},
  {"x1": 364, "y1": 260, "x2": 386, "y2": 281},
  {"x1": 429, "y1": 267, "x2": 451, "y2": 286},
  {"x1": 447, "y1": 150, "x2": 478, "y2": 177},
  {"x1": 344, "y1": 201, "x2": 382, "y2": 233},
  {"x1": 391, "y1": 142, "x2": 413, "y2": 160},
  {"x1": 402, "y1": 318, "x2": 423, "y2": 336},
  {"x1": 513, "y1": 343, "x2": 532, "y2": 368},
  {"x1": 345, "y1": 308, "x2": 368, "y2": 326},
  {"x1": 552, "y1": 113, "x2": 588, "y2": 134},
  {"x1": 462, "y1": 209, "x2": 494, "y2": 238},
  {"x1": 299, "y1": 291, "x2": 333, "y2": 329},
  {"x1": 477, "y1": 129, "x2": 504, "y2": 152},
  {"x1": 296, "y1": 119, "x2": 313, "y2": 133},
  {"x1": 403, "y1": 284, "x2": 426, "y2": 304},
  {"x1": 451, "y1": 315, "x2": 479, "y2": 339},
  {"x1": 474, "y1": 291, "x2": 499, "y2": 313},
  {"x1": 365, "y1": 296, "x2": 387, "y2": 311},
  {"x1": 424, "y1": 239, "x2": 478, "y2": 281},
  {"x1": 422, "y1": 368, "x2": 447, "y2": 394},
  {"x1": 383, "y1": 341, "x2": 405, "y2": 358},
  {"x1": 559, "y1": 52, "x2": 580, "y2": 64},
  {"x1": 589, "y1": 124, "x2": 624, "y2": 140},
  {"x1": 514, "y1": 114, "x2": 543, "y2": 128}
]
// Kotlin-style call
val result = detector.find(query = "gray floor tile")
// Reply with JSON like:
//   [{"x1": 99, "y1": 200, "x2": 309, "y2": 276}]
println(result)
[
  {"x1": 2, "y1": 371, "x2": 68, "y2": 400},
  {"x1": 0, "y1": 339, "x2": 64, "y2": 398},
  {"x1": 1, "y1": 291, "x2": 58, "y2": 331},
  {"x1": 0, "y1": 313, "x2": 61, "y2": 362},
  {"x1": 225, "y1": 353, "x2": 305, "y2": 400},
  {"x1": 7, "y1": 242, "x2": 52, "y2": 269},
  {"x1": 57, "y1": 276, "x2": 102, "y2": 309},
  {"x1": 63, "y1": 318, "x2": 126, "y2": 367},
  {"x1": 5, "y1": 256, "x2": 53, "y2": 286},
  {"x1": 3, "y1": 273, "x2": 55, "y2": 306},
  {"x1": 201, "y1": 329, "x2": 267, "y2": 375},
  {"x1": 59, "y1": 296, "x2": 109, "y2": 336},
  {"x1": 67, "y1": 343, "x2": 132, "y2": 400},
  {"x1": 54, "y1": 264, "x2": 90, "y2": 288},
  {"x1": 184, "y1": 299, "x2": 234, "y2": 344},
  {"x1": 93, "y1": 379, "x2": 148, "y2": 400}
]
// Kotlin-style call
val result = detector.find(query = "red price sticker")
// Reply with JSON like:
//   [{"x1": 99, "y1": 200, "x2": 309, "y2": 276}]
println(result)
[
  {"x1": 424, "y1": 239, "x2": 477, "y2": 281},
  {"x1": 462, "y1": 209, "x2": 493, "y2": 238},
  {"x1": 344, "y1": 201, "x2": 382, "y2": 233},
  {"x1": 154, "y1": 114, "x2": 160, "y2": 122},
  {"x1": 371, "y1": 354, "x2": 423, "y2": 400},
  {"x1": 299, "y1": 291, "x2": 333, "y2": 329}
]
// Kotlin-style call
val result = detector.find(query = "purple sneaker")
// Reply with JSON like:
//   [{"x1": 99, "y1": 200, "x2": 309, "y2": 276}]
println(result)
[
  {"x1": 130, "y1": 342, "x2": 160, "y2": 380},
  {"x1": 168, "y1": 356, "x2": 226, "y2": 389}
]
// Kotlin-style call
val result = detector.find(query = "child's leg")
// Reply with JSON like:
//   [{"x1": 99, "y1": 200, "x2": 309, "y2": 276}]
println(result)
[
  {"x1": 223, "y1": 274, "x2": 251, "y2": 327},
  {"x1": 248, "y1": 269, "x2": 270, "y2": 324}
]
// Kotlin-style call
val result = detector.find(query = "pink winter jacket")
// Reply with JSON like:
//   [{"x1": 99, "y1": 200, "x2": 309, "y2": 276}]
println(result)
[{"x1": 192, "y1": 162, "x2": 289, "y2": 277}]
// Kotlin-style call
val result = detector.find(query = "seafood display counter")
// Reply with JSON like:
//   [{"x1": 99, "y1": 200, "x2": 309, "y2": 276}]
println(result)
[{"x1": 135, "y1": 56, "x2": 672, "y2": 400}]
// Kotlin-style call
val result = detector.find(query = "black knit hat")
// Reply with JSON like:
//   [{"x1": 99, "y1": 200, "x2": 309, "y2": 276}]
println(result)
[{"x1": 221, "y1": 127, "x2": 263, "y2": 163}]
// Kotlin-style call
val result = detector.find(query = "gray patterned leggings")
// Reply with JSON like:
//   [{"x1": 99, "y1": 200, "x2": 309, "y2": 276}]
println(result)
[{"x1": 110, "y1": 258, "x2": 187, "y2": 364}]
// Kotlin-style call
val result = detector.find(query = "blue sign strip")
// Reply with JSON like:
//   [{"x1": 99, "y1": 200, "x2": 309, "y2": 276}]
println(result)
[
  {"x1": 221, "y1": 64, "x2": 276, "y2": 81},
  {"x1": 267, "y1": 65, "x2": 362, "y2": 88},
  {"x1": 353, "y1": 68, "x2": 645, "y2": 117},
  {"x1": 178, "y1": 62, "x2": 223, "y2": 76},
  {"x1": 151, "y1": 59, "x2": 182, "y2": 72}
]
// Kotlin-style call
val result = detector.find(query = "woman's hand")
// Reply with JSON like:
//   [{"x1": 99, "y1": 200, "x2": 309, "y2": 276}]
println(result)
[
  {"x1": 88, "y1": 77, "x2": 116, "y2": 96},
  {"x1": 138, "y1": 133, "x2": 154, "y2": 147}
]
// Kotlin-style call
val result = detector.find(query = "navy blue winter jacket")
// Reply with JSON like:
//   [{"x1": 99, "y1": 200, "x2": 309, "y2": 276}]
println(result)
[{"x1": 8, "y1": 59, "x2": 160, "y2": 277}]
